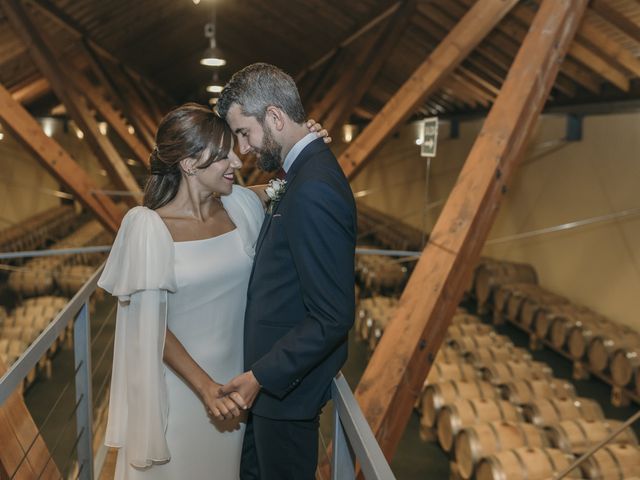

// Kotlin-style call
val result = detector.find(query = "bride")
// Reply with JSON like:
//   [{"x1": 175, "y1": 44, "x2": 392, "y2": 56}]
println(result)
[{"x1": 98, "y1": 103, "x2": 328, "y2": 479}]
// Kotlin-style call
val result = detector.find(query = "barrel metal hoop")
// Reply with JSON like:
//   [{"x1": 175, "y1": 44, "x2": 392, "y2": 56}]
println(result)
[{"x1": 510, "y1": 448, "x2": 529, "y2": 480}]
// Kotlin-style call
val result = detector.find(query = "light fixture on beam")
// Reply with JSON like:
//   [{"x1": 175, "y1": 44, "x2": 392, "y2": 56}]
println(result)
[{"x1": 200, "y1": 17, "x2": 226, "y2": 67}]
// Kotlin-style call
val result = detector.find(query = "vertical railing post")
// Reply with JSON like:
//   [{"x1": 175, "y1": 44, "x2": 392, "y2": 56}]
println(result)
[
  {"x1": 331, "y1": 386, "x2": 356, "y2": 480},
  {"x1": 74, "y1": 301, "x2": 94, "y2": 480}
]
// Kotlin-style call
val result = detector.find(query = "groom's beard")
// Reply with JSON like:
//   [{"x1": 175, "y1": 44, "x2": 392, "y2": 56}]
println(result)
[{"x1": 255, "y1": 124, "x2": 282, "y2": 172}]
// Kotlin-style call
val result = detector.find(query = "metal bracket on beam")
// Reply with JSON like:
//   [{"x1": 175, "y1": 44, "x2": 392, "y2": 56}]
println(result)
[
  {"x1": 565, "y1": 114, "x2": 582, "y2": 141},
  {"x1": 449, "y1": 118, "x2": 460, "y2": 139}
]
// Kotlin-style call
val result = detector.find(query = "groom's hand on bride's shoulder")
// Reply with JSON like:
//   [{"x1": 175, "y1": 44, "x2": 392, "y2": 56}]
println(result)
[{"x1": 220, "y1": 370, "x2": 261, "y2": 409}]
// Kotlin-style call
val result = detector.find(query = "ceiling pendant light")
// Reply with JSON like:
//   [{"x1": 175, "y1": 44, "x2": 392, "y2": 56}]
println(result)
[
  {"x1": 200, "y1": 10, "x2": 226, "y2": 67},
  {"x1": 206, "y1": 72, "x2": 224, "y2": 93}
]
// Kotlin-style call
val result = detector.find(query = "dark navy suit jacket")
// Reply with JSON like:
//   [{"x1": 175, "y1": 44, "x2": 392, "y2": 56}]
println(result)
[{"x1": 244, "y1": 138, "x2": 357, "y2": 420}]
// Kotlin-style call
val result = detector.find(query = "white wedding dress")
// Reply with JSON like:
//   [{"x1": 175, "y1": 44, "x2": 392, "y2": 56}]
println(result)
[{"x1": 98, "y1": 186, "x2": 264, "y2": 480}]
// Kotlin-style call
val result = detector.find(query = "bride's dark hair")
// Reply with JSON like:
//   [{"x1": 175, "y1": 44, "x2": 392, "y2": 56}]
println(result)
[{"x1": 143, "y1": 103, "x2": 233, "y2": 210}]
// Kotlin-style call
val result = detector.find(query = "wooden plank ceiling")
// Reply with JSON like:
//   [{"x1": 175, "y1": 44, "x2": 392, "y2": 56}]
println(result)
[{"x1": 0, "y1": 0, "x2": 638, "y2": 125}]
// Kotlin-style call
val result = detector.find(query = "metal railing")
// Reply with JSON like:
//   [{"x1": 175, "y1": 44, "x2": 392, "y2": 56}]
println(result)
[
  {"x1": 0, "y1": 263, "x2": 395, "y2": 479},
  {"x1": 0, "y1": 266, "x2": 103, "y2": 479},
  {"x1": 331, "y1": 373, "x2": 396, "y2": 479}
]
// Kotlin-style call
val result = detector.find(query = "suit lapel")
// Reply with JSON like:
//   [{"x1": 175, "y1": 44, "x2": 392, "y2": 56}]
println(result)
[{"x1": 251, "y1": 138, "x2": 327, "y2": 259}]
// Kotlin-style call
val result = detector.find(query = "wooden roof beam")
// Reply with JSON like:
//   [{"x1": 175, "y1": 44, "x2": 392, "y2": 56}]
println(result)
[
  {"x1": 590, "y1": 0, "x2": 640, "y2": 44},
  {"x1": 79, "y1": 40, "x2": 156, "y2": 151},
  {"x1": 10, "y1": 76, "x2": 49, "y2": 104},
  {"x1": 456, "y1": 0, "x2": 601, "y2": 94},
  {"x1": 63, "y1": 62, "x2": 151, "y2": 167},
  {"x1": 26, "y1": 0, "x2": 175, "y2": 106},
  {"x1": 338, "y1": 0, "x2": 519, "y2": 180},
  {"x1": 352, "y1": 0, "x2": 588, "y2": 461},
  {"x1": 294, "y1": 1, "x2": 402, "y2": 81},
  {"x1": 0, "y1": 360, "x2": 60, "y2": 479},
  {"x1": 322, "y1": 0, "x2": 418, "y2": 134},
  {"x1": 510, "y1": 2, "x2": 630, "y2": 91},
  {"x1": 1, "y1": 0, "x2": 142, "y2": 204},
  {"x1": 419, "y1": 1, "x2": 577, "y2": 97},
  {"x1": 579, "y1": 11, "x2": 640, "y2": 78},
  {"x1": 308, "y1": 28, "x2": 381, "y2": 122},
  {"x1": 0, "y1": 82, "x2": 122, "y2": 233}
]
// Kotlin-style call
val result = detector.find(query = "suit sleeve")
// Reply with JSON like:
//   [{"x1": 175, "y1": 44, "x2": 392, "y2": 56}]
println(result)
[{"x1": 250, "y1": 179, "x2": 356, "y2": 398}]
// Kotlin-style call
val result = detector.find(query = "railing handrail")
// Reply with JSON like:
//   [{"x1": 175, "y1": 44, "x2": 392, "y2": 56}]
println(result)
[
  {"x1": 332, "y1": 373, "x2": 396, "y2": 479},
  {"x1": 0, "y1": 264, "x2": 104, "y2": 406}
]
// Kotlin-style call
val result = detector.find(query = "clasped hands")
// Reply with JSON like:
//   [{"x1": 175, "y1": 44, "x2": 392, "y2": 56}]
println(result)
[{"x1": 202, "y1": 371, "x2": 260, "y2": 421}]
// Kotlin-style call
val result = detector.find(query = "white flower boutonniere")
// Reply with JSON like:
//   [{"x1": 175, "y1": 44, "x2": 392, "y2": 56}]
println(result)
[{"x1": 266, "y1": 178, "x2": 287, "y2": 214}]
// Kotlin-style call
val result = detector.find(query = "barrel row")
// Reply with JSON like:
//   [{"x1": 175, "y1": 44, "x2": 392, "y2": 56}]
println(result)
[
  {"x1": 0, "y1": 295, "x2": 73, "y2": 393},
  {"x1": 467, "y1": 444, "x2": 640, "y2": 480},
  {"x1": 491, "y1": 279, "x2": 640, "y2": 406},
  {"x1": 471, "y1": 257, "x2": 538, "y2": 314},
  {"x1": 394, "y1": 308, "x2": 639, "y2": 479},
  {"x1": 355, "y1": 256, "x2": 408, "y2": 294},
  {"x1": 356, "y1": 203, "x2": 424, "y2": 252},
  {"x1": 8, "y1": 221, "x2": 109, "y2": 297},
  {"x1": 0, "y1": 205, "x2": 79, "y2": 256}
]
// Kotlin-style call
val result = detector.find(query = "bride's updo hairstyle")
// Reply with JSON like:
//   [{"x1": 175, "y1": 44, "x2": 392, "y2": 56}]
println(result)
[{"x1": 143, "y1": 103, "x2": 234, "y2": 210}]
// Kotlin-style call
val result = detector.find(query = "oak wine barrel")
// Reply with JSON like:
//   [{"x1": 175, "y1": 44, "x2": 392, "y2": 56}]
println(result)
[
  {"x1": 455, "y1": 421, "x2": 548, "y2": 480},
  {"x1": 436, "y1": 398, "x2": 522, "y2": 452},
  {"x1": 475, "y1": 447, "x2": 581, "y2": 480},
  {"x1": 546, "y1": 418, "x2": 637, "y2": 454}
]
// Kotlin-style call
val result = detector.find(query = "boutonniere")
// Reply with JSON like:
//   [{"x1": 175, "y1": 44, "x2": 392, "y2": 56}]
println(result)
[{"x1": 265, "y1": 178, "x2": 287, "y2": 214}]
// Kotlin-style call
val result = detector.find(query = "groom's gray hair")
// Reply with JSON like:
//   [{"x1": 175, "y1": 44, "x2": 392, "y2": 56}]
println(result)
[{"x1": 217, "y1": 63, "x2": 306, "y2": 124}]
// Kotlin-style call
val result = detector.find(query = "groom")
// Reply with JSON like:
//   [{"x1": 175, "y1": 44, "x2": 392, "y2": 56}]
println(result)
[{"x1": 218, "y1": 63, "x2": 356, "y2": 479}]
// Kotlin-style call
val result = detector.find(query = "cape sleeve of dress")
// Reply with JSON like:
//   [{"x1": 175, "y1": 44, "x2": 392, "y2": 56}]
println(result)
[
  {"x1": 97, "y1": 206, "x2": 177, "y2": 468},
  {"x1": 221, "y1": 185, "x2": 265, "y2": 259}
]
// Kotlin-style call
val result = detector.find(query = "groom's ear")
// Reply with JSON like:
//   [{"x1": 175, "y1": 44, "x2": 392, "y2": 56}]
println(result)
[{"x1": 265, "y1": 106, "x2": 285, "y2": 132}]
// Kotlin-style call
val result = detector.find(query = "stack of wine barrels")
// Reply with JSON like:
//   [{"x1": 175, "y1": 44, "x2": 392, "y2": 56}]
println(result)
[
  {"x1": 356, "y1": 203, "x2": 424, "y2": 251},
  {"x1": 401, "y1": 307, "x2": 640, "y2": 480},
  {"x1": 55, "y1": 265, "x2": 97, "y2": 296},
  {"x1": 0, "y1": 295, "x2": 68, "y2": 375},
  {"x1": 0, "y1": 206, "x2": 79, "y2": 261},
  {"x1": 8, "y1": 220, "x2": 108, "y2": 298},
  {"x1": 355, "y1": 254, "x2": 407, "y2": 293},
  {"x1": 479, "y1": 257, "x2": 640, "y2": 406},
  {"x1": 472, "y1": 258, "x2": 537, "y2": 314},
  {"x1": 354, "y1": 295, "x2": 398, "y2": 351}
]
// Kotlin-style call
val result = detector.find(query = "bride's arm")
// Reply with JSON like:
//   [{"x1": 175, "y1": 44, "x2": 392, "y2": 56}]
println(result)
[{"x1": 163, "y1": 329, "x2": 247, "y2": 418}]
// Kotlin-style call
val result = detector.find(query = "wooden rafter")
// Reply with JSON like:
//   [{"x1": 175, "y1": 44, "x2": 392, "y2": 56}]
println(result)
[
  {"x1": 322, "y1": 0, "x2": 417, "y2": 135},
  {"x1": 9, "y1": 76, "x2": 49, "y2": 104},
  {"x1": 352, "y1": 0, "x2": 588, "y2": 461},
  {"x1": 64, "y1": 64, "x2": 151, "y2": 167},
  {"x1": 114, "y1": 64, "x2": 160, "y2": 139},
  {"x1": 510, "y1": 2, "x2": 630, "y2": 91},
  {"x1": 79, "y1": 40, "x2": 156, "y2": 151},
  {"x1": 338, "y1": 0, "x2": 519, "y2": 180},
  {"x1": 0, "y1": 360, "x2": 60, "y2": 479},
  {"x1": 0, "y1": 82, "x2": 123, "y2": 233},
  {"x1": 1, "y1": 0, "x2": 142, "y2": 203},
  {"x1": 295, "y1": 1, "x2": 402, "y2": 82},
  {"x1": 417, "y1": 1, "x2": 577, "y2": 98},
  {"x1": 590, "y1": 0, "x2": 640, "y2": 44},
  {"x1": 457, "y1": 0, "x2": 601, "y2": 95},
  {"x1": 307, "y1": 28, "x2": 381, "y2": 122},
  {"x1": 26, "y1": 0, "x2": 174, "y2": 106},
  {"x1": 579, "y1": 11, "x2": 640, "y2": 78}
]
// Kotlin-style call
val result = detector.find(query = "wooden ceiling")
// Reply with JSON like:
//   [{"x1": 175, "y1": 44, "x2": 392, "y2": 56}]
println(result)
[{"x1": 1, "y1": 0, "x2": 639, "y2": 123}]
